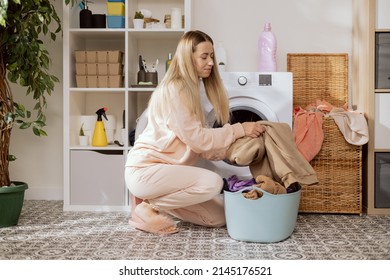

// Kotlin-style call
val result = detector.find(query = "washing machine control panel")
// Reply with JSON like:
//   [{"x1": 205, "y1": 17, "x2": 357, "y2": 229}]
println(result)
[
  {"x1": 259, "y1": 74, "x2": 272, "y2": 86},
  {"x1": 236, "y1": 74, "x2": 272, "y2": 86},
  {"x1": 237, "y1": 76, "x2": 247, "y2": 86}
]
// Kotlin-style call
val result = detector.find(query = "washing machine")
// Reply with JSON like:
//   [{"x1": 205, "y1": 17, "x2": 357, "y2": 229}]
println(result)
[
  {"x1": 134, "y1": 72, "x2": 293, "y2": 180},
  {"x1": 201, "y1": 72, "x2": 293, "y2": 179}
]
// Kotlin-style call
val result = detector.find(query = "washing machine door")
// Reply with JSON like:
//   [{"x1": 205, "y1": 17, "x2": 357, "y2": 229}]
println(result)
[
  {"x1": 203, "y1": 96, "x2": 278, "y2": 180},
  {"x1": 206, "y1": 96, "x2": 278, "y2": 127}
]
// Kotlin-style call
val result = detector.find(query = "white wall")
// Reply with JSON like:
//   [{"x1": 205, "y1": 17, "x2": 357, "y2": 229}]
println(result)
[
  {"x1": 9, "y1": 0, "x2": 64, "y2": 200},
  {"x1": 9, "y1": 0, "x2": 353, "y2": 200},
  {"x1": 192, "y1": 0, "x2": 352, "y2": 72}
]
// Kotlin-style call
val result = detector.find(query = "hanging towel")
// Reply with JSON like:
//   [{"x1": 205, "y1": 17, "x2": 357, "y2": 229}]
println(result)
[
  {"x1": 329, "y1": 108, "x2": 369, "y2": 146},
  {"x1": 293, "y1": 107, "x2": 324, "y2": 162}
]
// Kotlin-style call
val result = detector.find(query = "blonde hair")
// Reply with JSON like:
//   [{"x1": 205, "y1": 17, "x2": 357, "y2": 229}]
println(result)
[{"x1": 148, "y1": 30, "x2": 230, "y2": 126}]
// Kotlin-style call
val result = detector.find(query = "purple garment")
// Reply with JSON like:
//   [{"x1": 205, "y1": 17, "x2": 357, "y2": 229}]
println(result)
[{"x1": 227, "y1": 175, "x2": 256, "y2": 192}]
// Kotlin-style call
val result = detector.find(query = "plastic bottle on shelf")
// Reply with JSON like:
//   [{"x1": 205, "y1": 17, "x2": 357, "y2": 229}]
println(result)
[
  {"x1": 258, "y1": 22, "x2": 277, "y2": 72},
  {"x1": 92, "y1": 107, "x2": 108, "y2": 147},
  {"x1": 166, "y1": 53, "x2": 172, "y2": 72},
  {"x1": 79, "y1": 1, "x2": 93, "y2": 28},
  {"x1": 171, "y1": 8, "x2": 182, "y2": 29},
  {"x1": 215, "y1": 42, "x2": 227, "y2": 72}
]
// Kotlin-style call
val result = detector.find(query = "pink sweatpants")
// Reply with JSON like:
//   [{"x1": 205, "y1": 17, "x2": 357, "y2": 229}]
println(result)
[{"x1": 124, "y1": 164, "x2": 226, "y2": 227}]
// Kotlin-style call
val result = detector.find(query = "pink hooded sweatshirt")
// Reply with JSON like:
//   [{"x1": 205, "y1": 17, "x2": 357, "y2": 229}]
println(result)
[{"x1": 126, "y1": 90, "x2": 245, "y2": 168}]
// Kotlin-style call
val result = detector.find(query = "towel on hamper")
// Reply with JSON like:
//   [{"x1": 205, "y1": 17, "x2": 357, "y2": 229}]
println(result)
[
  {"x1": 293, "y1": 108, "x2": 324, "y2": 162},
  {"x1": 329, "y1": 108, "x2": 369, "y2": 146}
]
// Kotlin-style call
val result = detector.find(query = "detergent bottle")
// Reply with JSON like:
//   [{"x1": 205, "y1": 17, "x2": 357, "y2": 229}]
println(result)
[
  {"x1": 92, "y1": 107, "x2": 108, "y2": 147},
  {"x1": 258, "y1": 22, "x2": 277, "y2": 72}
]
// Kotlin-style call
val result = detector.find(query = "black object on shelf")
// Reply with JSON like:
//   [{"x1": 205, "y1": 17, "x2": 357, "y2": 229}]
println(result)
[
  {"x1": 92, "y1": 14, "x2": 106, "y2": 28},
  {"x1": 80, "y1": 8, "x2": 93, "y2": 28}
]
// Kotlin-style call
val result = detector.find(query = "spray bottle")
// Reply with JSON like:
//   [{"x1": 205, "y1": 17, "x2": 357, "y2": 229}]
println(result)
[{"x1": 92, "y1": 107, "x2": 108, "y2": 147}]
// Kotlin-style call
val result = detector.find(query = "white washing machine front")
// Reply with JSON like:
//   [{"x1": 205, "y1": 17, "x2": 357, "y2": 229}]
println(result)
[{"x1": 202, "y1": 72, "x2": 293, "y2": 179}]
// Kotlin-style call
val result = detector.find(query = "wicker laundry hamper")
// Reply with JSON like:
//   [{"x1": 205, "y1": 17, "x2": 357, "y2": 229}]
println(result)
[{"x1": 287, "y1": 53, "x2": 362, "y2": 214}]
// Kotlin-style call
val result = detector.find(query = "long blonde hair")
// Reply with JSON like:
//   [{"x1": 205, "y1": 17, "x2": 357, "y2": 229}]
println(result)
[{"x1": 148, "y1": 30, "x2": 230, "y2": 126}]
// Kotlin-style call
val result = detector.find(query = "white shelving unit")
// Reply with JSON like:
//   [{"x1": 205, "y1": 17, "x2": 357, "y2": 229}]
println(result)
[{"x1": 63, "y1": 0, "x2": 192, "y2": 211}]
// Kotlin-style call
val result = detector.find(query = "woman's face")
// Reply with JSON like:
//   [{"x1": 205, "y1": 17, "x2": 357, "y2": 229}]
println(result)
[{"x1": 193, "y1": 41, "x2": 214, "y2": 78}]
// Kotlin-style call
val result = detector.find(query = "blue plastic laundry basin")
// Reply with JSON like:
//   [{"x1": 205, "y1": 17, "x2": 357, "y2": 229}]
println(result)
[{"x1": 224, "y1": 186, "x2": 301, "y2": 243}]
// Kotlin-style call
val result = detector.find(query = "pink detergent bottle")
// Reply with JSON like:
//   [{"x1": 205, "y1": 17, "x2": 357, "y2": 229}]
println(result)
[{"x1": 258, "y1": 23, "x2": 277, "y2": 72}]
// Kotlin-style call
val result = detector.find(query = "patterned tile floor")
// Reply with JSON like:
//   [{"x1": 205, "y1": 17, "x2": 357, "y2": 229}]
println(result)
[{"x1": 0, "y1": 200, "x2": 389, "y2": 260}]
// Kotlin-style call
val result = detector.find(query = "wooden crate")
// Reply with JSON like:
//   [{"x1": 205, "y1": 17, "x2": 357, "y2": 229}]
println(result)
[{"x1": 287, "y1": 53, "x2": 362, "y2": 214}]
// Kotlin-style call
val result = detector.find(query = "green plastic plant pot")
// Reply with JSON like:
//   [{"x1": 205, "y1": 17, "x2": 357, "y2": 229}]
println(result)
[{"x1": 0, "y1": 182, "x2": 28, "y2": 228}]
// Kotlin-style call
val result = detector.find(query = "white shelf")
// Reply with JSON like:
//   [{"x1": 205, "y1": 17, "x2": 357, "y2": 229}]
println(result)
[
  {"x1": 68, "y1": 29, "x2": 185, "y2": 39},
  {"x1": 128, "y1": 29, "x2": 185, "y2": 39},
  {"x1": 70, "y1": 28, "x2": 126, "y2": 34},
  {"x1": 70, "y1": 146, "x2": 128, "y2": 151},
  {"x1": 63, "y1": 0, "x2": 192, "y2": 211},
  {"x1": 69, "y1": 87, "x2": 155, "y2": 92},
  {"x1": 69, "y1": 88, "x2": 126, "y2": 92},
  {"x1": 129, "y1": 87, "x2": 156, "y2": 92}
]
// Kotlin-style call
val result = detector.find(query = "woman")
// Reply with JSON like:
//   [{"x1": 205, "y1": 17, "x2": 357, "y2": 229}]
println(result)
[{"x1": 125, "y1": 30, "x2": 265, "y2": 234}]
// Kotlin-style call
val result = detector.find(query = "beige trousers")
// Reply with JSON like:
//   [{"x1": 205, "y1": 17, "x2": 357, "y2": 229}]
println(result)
[{"x1": 124, "y1": 164, "x2": 226, "y2": 227}]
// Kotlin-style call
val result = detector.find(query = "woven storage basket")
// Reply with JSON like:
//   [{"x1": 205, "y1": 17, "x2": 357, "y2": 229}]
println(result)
[{"x1": 287, "y1": 53, "x2": 362, "y2": 214}]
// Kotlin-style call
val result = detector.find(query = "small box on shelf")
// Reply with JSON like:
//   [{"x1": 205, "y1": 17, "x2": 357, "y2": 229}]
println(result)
[
  {"x1": 75, "y1": 50, "x2": 123, "y2": 64},
  {"x1": 98, "y1": 63, "x2": 123, "y2": 75},
  {"x1": 107, "y1": 16, "x2": 125, "y2": 28},
  {"x1": 106, "y1": 2, "x2": 125, "y2": 16},
  {"x1": 76, "y1": 75, "x2": 96, "y2": 87},
  {"x1": 98, "y1": 75, "x2": 124, "y2": 88},
  {"x1": 76, "y1": 75, "x2": 123, "y2": 88},
  {"x1": 97, "y1": 51, "x2": 123, "y2": 63},
  {"x1": 75, "y1": 63, "x2": 123, "y2": 76}
]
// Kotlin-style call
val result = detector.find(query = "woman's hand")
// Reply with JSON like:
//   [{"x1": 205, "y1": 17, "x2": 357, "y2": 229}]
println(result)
[{"x1": 241, "y1": 121, "x2": 266, "y2": 138}]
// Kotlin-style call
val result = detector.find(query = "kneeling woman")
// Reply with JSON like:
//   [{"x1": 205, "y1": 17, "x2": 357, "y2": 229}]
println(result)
[{"x1": 124, "y1": 30, "x2": 265, "y2": 234}]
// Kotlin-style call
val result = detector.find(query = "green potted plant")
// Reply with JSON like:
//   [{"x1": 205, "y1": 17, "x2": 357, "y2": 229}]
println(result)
[
  {"x1": 0, "y1": 0, "x2": 76, "y2": 227},
  {"x1": 133, "y1": 11, "x2": 144, "y2": 29}
]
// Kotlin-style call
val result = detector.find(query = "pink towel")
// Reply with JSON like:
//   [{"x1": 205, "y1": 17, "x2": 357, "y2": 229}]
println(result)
[{"x1": 293, "y1": 107, "x2": 324, "y2": 162}]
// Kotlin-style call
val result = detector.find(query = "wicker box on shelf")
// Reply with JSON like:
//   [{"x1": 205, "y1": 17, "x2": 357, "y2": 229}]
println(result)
[{"x1": 287, "y1": 53, "x2": 362, "y2": 214}]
